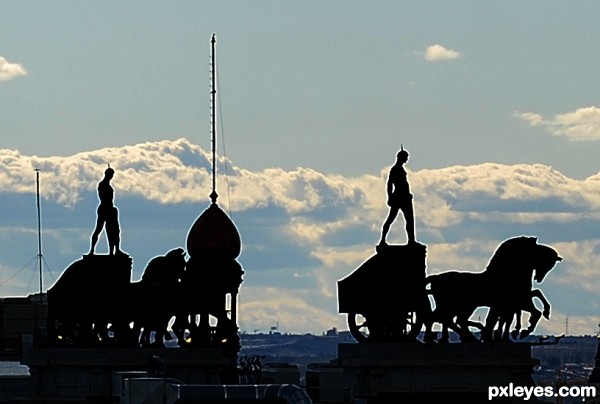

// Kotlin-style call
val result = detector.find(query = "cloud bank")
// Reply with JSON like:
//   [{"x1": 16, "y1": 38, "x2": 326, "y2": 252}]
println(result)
[
  {"x1": 0, "y1": 56, "x2": 27, "y2": 82},
  {"x1": 514, "y1": 106, "x2": 600, "y2": 141},
  {"x1": 0, "y1": 138, "x2": 597, "y2": 335}
]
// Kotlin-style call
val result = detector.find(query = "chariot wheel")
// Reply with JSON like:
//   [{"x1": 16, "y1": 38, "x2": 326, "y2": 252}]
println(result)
[
  {"x1": 347, "y1": 312, "x2": 370, "y2": 342},
  {"x1": 402, "y1": 296, "x2": 433, "y2": 342},
  {"x1": 46, "y1": 318, "x2": 79, "y2": 345}
]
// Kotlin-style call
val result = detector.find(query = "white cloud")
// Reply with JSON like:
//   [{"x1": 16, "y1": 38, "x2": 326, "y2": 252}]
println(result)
[
  {"x1": 550, "y1": 240, "x2": 600, "y2": 293},
  {"x1": 514, "y1": 106, "x2": 600, "y2": 141},
  {"x1": 423, "y1": 44, "x2": 462, "y2": 61},
  {"x1": 0, "y1": 56, "x2": 27, "y2": 82}
]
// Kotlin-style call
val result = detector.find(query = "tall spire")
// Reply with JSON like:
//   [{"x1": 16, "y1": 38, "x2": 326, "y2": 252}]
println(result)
[
  {"x1": 210, "y1": 33, "x2": 218, "y2": 204},
  {"x1": 186, "y1": 34, "x2": 241, "y2": 260}
]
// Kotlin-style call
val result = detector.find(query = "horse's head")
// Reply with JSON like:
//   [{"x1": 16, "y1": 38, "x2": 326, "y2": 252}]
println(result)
[
  {"x1": 141, "y1": 248, "x2": 187, "y2": 284},
  {"x1": 165, "y1": 247, "x2": 187, "y2": 278},
  {"x1": 533, "y1": 244, "x2": 562, "y2": 283},
  {"x1": 486, "y1": 236, "x2": 561, "y2": 282}
]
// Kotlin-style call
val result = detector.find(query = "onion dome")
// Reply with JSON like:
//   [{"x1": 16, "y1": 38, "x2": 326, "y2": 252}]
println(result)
[{"x1": 186, "y1": 202, "x2": 241, "y2": 259}]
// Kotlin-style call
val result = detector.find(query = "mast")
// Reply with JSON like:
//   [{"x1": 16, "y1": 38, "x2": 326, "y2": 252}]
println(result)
[
  {"x1": 186, "y1": 33, "x2": 241, "y2": 259},
  {"x1": 35, "y1": 168, "x2": 43, "y2": 294},
  {"x1": 210, "y1": 33, "x2": 218, "y2": 204}
]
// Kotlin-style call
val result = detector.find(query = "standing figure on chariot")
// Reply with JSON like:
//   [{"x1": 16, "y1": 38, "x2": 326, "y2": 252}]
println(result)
[
  {"x1": 89, "y1": 166, "x2": 121, "y2": 255},
  {"x1": 378, "y1": 146, "x2": 416, "y2": 247}
]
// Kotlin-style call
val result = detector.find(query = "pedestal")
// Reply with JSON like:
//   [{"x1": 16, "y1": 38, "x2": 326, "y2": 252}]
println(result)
[
  {"x1": 337, "y1": 343, "x2": 538, "y2": 402},
  {"x1": 22, "y1": 347, "x2": 232, "y2": 400}
]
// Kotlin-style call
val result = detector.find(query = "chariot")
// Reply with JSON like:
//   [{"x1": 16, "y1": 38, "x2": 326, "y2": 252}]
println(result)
[
  {"x1": 46, "y1": 251, "x2": 243, "y2": 349},
  {"x1": 338, "y1": 237, "x2": 562, "y2": 344},
  {"x1": 337, "y1": 243, "x2": 429, "y2": 342}
]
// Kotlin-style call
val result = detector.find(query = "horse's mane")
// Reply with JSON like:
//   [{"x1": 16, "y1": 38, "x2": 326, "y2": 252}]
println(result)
[{"x1": 485, "y1": 236, "x2": 538, "y2": 273}]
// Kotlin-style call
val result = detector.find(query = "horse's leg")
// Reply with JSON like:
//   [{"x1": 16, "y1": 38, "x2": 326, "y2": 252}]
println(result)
[
  {"x1": 520, "y1": 301, "x2": 542, "y2": 339},
  {"x1": 511, "y1": 290, "x2": 550, "y2": 340},
  {"x1": 439, "y1": 324, "x2": 450, "y2": 343},
  {"x1": 173, "y1": 313, "x2": 191, "y2": 346},
  {"x1": 510, "y1": 311, "x2": 522, "y2": 340},
  {"x1": 495, "y1": 311, "x2": 509, "y2": 341},
  {"x1": 434, "y1": 310, "x2": 453, "y2": 343},
  {"x1": 113, "y1": 320, "x2": 136, "y2": 347},
  {"x1": 501, "y1": 312, "x2": 515, "y2": 341},
  {"x1": 96, "y1": 321, "x2": 111, "y2": 344},
  {"x1": 493, "y1": 309, "x2": 518, "y2": 341},
  {"x1": 139, "y1": 325, "x2": 149, "y2": 347},
  {"x1": 455, "y1": 315, "x2": 479, "y2": 342},
  {"x1": 482, "y1": 308, "x2": 499, "y2": 342},
  {"x1": 431, "y1": 310, "x2": 451, "y2": 343},
  {"x1": 467, "y1": 320, "x2": 484, "y2": 330},
  {"x1": 531, "y1": 289, "x2": 551, "y2": 319},
  {"x1": 152, "y1": 327, "x2": 166, "y2": 348},
  {"x1": 494, "y1": 313, "x2": 506, "y2": 340},
  {"x1": 487, "y1": 309, "x2": 512, "y2": 342},
  {"x1": 422, "y1": 305, "x2": 439, "y2": 343},
  {"x1": 155, "y1": 314, "x2": 174, "y2": 348}
]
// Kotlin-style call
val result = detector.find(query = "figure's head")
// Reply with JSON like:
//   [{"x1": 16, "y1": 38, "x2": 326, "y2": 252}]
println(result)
[
  {"x1": 104, "y1": 167, "x2": 115, "y2": 179},
  {"x1": 397, "y1": 145, "x2": 409, "y2": 162}
]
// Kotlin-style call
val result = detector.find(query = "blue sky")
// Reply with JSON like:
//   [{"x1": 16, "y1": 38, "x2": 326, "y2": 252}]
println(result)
[
  {"x1": 1, "y1": 2, "x2": 599, "y2": 336},
  {"x1": 3, "y1": 1, "x2": 600, "y2": 178}
]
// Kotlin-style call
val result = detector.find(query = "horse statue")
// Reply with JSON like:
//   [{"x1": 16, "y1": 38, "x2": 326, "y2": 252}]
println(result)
[
  {"x1": 135, "y1": 247, "x2": 187, "y2": 347},
  {"x1": 424, "y1": 236, "x2": 561, "y2": 343},
  {"x1": 140, "y1": 247, "x2": 186, "y2": 284},
  {"x1": 480, "y1": 238, "x2": 559, "y2": 341}
]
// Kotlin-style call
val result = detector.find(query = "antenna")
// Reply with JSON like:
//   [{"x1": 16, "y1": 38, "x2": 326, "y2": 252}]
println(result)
[
  {"x1": 33, "y1": 167, "x2": 48, "y2": 342},
  {"x1": 209, "y1": 33, "x2": 218, "y2": 204},
  {"x1": 35, "y1": 168, "x2": 43, "y2": 295}
]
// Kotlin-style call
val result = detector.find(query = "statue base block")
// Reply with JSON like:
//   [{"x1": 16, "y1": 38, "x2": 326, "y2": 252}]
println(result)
[
  {"x1": 22, "y1": 347, "x2": 233, "y2": 400},
  {"x1": 337, "y1": 343, "x2": 538, "y2": 402}
]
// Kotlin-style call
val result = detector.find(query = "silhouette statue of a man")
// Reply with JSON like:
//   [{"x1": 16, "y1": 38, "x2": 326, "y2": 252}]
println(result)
[
  {"x1": 378, "y1": 147, "x2": 416, "y2": 247},
  {"x1": 89, "y1": 167, "x2": 121, "y2": 255}
]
